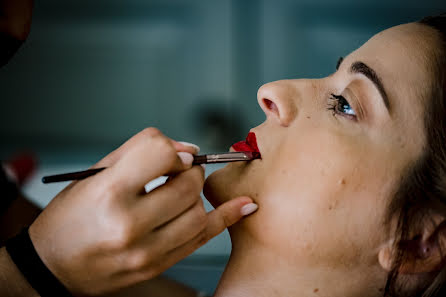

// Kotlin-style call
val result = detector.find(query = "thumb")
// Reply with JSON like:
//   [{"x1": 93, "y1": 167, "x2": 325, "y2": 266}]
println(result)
[{"x1": 204, "y1": 197, "x2": 258, "y2": 240}]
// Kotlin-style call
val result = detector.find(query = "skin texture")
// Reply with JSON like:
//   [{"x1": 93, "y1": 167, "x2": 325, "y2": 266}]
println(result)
[
  {"x1": 204, "y1": 23, "x2": 442, "y2": 297},
  {"x1": 1, "y1": 1, "x2": 258, "y2": 295},
  {"x1": 28, "y1": 128, "x2": 255, "y2": 296}
]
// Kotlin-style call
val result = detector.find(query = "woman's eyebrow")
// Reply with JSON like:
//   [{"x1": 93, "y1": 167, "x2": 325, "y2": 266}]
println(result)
[{"x1": 349, "y1": 61, "x2": 390, "y2": 112}]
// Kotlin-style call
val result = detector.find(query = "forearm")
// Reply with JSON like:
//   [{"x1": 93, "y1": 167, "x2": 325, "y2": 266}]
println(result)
[
  {"x1": 0, "y1": 0, "x2": 33, "y2": 40},
  {"x1": 105, "y1": 276, "x2": 199, "y2": 297},
  {"x1": 0, "y1": 247, "x2": 39, "y2": 297},
  {"x1": 0, "y1": 248, "x2": 199, "y2": 297}
]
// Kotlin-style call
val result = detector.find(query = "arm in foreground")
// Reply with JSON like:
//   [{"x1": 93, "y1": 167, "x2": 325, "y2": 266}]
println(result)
[
  {"x1": 0, "y1": 128, "x2": 255, "y2": 296},
  {"x1": 0, "y1": 247, "x2": 39, "y2": 297}
]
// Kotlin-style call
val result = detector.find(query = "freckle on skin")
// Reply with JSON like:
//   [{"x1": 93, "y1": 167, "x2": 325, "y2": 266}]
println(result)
[
  {"x1": 306, "y1": 116, "x2": 311, "y2": 119},
  {"x1": 329, "y1": 200, "x2": 339, "y2": 210},
  {"x1": 314, "y1": 288, "x2": 319, "y2": 293},
  {"x1": 339, "y1": 178, "x2": 346, "y2": 185}
]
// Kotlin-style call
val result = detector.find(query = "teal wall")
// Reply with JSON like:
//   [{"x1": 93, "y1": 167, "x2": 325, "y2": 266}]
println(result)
[{"x1": 1, "y1": 0, "x2": 444, "y2": 160}]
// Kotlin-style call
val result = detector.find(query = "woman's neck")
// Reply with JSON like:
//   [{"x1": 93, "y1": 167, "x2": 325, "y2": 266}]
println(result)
[{"x1": 214, "y1": 241, "x2": 384, "y2": 297}]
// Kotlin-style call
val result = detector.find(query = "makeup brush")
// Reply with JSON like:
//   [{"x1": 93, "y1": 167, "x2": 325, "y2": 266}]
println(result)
[{"x1": 41, "y1": 152, "x2": 261, "y2": 184}]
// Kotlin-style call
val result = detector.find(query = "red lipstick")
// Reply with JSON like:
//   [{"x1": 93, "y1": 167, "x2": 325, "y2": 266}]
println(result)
[{"x1": 232, "y1": 132, "x2": 260, "y2": 153}]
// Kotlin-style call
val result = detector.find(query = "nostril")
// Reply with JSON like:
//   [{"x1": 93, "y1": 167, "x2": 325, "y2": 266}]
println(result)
[{"x1": 263, "y1": 99, "x2": 278, "y2": 113}]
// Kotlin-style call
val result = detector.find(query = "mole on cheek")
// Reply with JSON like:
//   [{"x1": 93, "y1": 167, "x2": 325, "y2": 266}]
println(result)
[
  {"x1": 328, "y1": 200, "x2": 339, "y2": 210},
  {"x1": 328, "y1": 179, "x2": 346, "y2": 210}
]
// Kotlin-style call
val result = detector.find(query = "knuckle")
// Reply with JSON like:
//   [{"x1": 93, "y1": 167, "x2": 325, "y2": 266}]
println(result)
[
  {"x1": 222, "y1": 214, "x2": 232, "y2": 230},
  {"x1": 196, "y1": 231, "x2": 208, "y2": 246},
  {"x1": 141, "y1": 127, "x2": 162, "y2": 138},
  {"x1": 151, "y1": 133, "x2": 171, "y2": 148},
  {"x1": 152, "y1": 139, "x2": 177, "y2": 164},
  {"x1": 126, "y1": 250, "x2": 152, "y2": 271},
  {"x1": 194, "y1": 204, "x2": 208, "y2": 230},
  {"x1": 104, "y1": 179, "x2": 124, "y2": 198},
  {"x1": 110, "y1": 216, "x2": 135, "y2": 249}
]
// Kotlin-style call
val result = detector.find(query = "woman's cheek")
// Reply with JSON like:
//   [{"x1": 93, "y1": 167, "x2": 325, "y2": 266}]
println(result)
[{"x1": 244, "y1": 148, "x2": 369, "y2": 258}]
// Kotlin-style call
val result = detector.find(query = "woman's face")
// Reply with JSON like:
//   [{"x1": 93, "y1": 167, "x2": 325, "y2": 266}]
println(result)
[{"x1": 204, "y1": 23, "x2": 439, "y2": 271}]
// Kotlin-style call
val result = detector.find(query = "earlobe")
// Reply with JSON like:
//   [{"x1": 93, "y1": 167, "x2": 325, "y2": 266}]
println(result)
[
  {"x1": 378, "y1": 241, "x2": 394, "y2": 272},
  {"x1": 378, "y1": 222, "x2": 446, "y2": 274}
]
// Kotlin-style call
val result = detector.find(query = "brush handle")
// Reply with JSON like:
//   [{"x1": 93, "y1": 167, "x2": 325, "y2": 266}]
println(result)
[
  {"x1": 42, "y1": 152, "x2": 260, "y2": 184},
  {"x1": 42, "y1": 168, "x2": 105, "y2": 183}
]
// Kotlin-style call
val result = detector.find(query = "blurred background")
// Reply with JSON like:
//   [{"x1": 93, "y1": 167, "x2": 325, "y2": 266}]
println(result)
[{"x1": 0, "y1": 0, "x2": 444, "y2": 294}]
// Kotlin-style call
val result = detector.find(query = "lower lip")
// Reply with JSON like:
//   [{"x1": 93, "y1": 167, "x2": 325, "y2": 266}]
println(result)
[{"x1": 231, "y1": 132, "x2": 260, "y2": 153}]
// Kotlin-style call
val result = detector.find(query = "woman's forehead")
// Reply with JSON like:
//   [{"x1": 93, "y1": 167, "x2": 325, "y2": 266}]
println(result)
[
  {"x1": 348, "y1": 24, "x2": 434, "y2": 98},
  {"x1": 346, "y1": 23, "x2": 437, "y2": 109},
  {"x1": 342, "y1": 23, "x2": 439, "y2": 156}
]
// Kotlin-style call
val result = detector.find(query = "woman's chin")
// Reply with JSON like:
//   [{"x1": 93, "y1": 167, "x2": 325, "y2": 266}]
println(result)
[
  {"x1": 203, "y1": 158, "x2": 263, "y2": 209},
  {"x1": 203, "y1": 169, "x2": 231, "y2": 208},
  {"x1": 203, "y1": 163, "x2": 246, "y2": 208}
]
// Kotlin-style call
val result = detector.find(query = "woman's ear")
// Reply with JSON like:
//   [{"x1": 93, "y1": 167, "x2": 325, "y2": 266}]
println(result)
[{"x1": 378, "y1": 221, "x2": 446, "y2": 274}]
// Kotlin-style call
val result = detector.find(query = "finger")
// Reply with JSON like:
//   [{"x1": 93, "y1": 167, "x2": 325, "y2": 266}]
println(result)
[
  {"x1": 141, "y1": 198, "x2": 258, "y2": 275},
  {"x1": 173, "y1": 141, "x2": 200, "y2": 155},
  {"x1": 109, "y1": 129, "x2": 194, "y2": 193},
  {"x1": 150, "y1": 231, "x2": 209, "y2": 275},
  {"x1": 132, "y1": 166, "x2": 205, "y2": 230},
  {"x1": 93, "y1": 128, "x2": 186, "y2": 169},
  {"x1": 204, "y1": 197, "x2": 258, "y2": 241},
  {"x1": 150, "y1": 199, "x2": 207, "y2": 252}
]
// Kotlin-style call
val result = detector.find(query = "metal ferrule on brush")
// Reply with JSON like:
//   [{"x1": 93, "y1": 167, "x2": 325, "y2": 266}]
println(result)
[{"x1": 192, "y1": 152, "x2": 260, "y2": 164}]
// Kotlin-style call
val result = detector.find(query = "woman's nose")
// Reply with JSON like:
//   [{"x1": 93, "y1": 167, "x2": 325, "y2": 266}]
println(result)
[{"x1": 257, "y1": 80, "x2": 298, "y2": 127}]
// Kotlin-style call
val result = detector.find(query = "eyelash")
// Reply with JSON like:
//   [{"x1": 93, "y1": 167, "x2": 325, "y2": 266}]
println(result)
[
  {"x1": 327, "y1": 93, "x2": 357, "y2": 121},
  {"x1": 336, "y1": 57, "x2": 344, "y2": 71}
]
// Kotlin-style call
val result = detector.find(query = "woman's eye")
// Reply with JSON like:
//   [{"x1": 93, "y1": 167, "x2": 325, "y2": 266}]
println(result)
[{"x1": 328, "y1": 94, "x2": 357, "y2": 119}]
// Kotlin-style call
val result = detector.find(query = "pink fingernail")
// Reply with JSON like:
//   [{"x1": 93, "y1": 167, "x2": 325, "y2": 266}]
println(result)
[
  {"x1": 241, "y1": 203, "x2": 258, "y2": 216},
  {"x1": 177, "y1": 152, "x2": 193, "y2": 167},
  {"x1": 178, "y1": 141, "x2": 200, "y2": 153}
]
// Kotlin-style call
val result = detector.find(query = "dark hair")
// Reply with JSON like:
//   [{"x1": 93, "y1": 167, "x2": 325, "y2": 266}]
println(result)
[{"x1": 384, "y1": 13, "x2": 446, "y2": 297}]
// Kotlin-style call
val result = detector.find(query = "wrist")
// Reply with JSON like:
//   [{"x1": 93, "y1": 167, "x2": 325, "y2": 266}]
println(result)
[{"x1": 5, "y1": 228, "x2": 73, "y2": 297}]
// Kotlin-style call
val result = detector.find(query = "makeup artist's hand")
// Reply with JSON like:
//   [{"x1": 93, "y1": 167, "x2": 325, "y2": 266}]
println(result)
[{"x1": 28, "y1": 128, "x2": 257, "y2": 296}]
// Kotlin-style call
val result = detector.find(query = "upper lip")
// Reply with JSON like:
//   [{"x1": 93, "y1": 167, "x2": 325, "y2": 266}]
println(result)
[{"x1": 231, "y1": 131, "x2": 260, "y2": 153}]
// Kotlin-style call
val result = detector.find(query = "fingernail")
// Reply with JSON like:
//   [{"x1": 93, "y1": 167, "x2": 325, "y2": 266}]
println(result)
[
  {"x1": 200, "y1": 164, "x2": 206, "y2": 171},
  {"x1": 177, "y1": 152, "x2": 194, "y2": 167},
  {"x1": 178, "y1": 141, "x2": 200, "y2": 153},
  {"x1": 240, "y1": 203, "x2": 258, "y2": 216}
]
